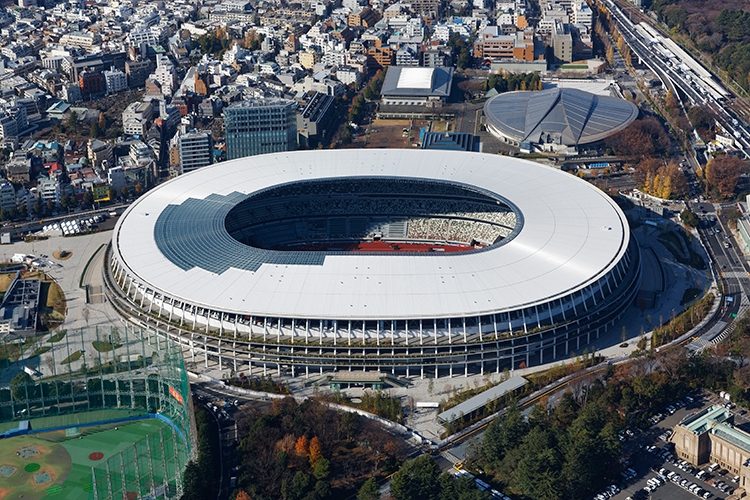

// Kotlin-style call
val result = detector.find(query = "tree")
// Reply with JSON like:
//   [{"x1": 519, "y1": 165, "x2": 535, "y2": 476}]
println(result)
[
  {"x1": 706, "y1": 155, "x2": 747, "y2": 199},
  {"x1": 312, "y1": 458, "x2": 330, "y2": 480},
  {"x1": 107, "y1": 187, "x2": 117, "y2": 201},
  {"x1": 482, "y1": 401, "x2": 528, "y2": 468},
  {"x1": 357, "y1": 477, "x2": 380, "y2": 500},
  {"x1": 65, "y1": 110, "x2": 80, "y2": 134},
  {"x1": 82, "y1": 191, "x2": 94, "y2": 206},
  {"x1": 90, "y1": 121, "x2": 101, "y2": 138},
  {"x1": 235, "y1": 491, "x2": 252, "y2": 500},
  {"x1": 182, "y1": 461, "x2": 205, "y2": 500},
  {"x1": 680, "y1": 209, "x2": 699, "y2": 228},
  {"x1": 121, "y1": 186, "x2": 130, "y2": 199},
  {"x1": 10, "y1": 371, "x2": 35, "y2": 402},
  {"x1": 309, "y1": 436, "x2": 323, "y2": 466},
  {"x1": 295, "y1": 435, "x2": 309, "y2": 456},
  {"x1": 390, "y1": 455, "x2": 442, "y2": 500},
  {"x1": 511, "y1": 426, "x2": 563, "y2": 500},
  {"x1": 134, "y1": 183, "x2": 143, "y2": 195}
]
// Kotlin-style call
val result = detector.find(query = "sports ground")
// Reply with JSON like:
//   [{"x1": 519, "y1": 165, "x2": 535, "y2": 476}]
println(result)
[{"x1": 0, "y1": 419, "x2": 169, "y2": 500}]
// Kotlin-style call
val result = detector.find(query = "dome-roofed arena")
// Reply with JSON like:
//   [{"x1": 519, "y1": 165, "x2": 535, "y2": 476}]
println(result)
[
  {"x1": 483, "y1": 88, "x2": 640, "y2": 153},
  {"x1": 104, "y1": 149, "x2": 641, "y2": 378}
]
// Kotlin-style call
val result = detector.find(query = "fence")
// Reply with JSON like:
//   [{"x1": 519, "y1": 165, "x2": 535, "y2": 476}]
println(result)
[{"x1": 0, "y1": 325, "x2": 197, "y2": 499}]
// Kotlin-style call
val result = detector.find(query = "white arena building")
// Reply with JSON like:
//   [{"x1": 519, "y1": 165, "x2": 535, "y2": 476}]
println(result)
[{"x1": 104, "y1": 149, "x2": 641, "y2": 378}]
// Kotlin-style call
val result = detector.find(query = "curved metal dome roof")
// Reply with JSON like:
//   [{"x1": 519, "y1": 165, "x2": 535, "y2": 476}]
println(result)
[{"x1": 483, "y1": 88, "x2": 639, "y2": 146}]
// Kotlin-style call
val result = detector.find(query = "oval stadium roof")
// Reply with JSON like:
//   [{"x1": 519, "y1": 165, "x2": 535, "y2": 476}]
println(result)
[
  {"x1": 112, "y1": 149, "x2": 629, "y2": 320},
  {"x1": 483, "y1": 88, "x2": 639, "y2": 146}
]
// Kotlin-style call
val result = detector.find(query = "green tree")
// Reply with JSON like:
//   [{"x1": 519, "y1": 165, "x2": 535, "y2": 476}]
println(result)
[
  {"x1": 82, "y1": 191, "x2": 94, "y2": 206},
  {"x1": 10, "y1": 371, "x2": 36, "y2": 403},
  {"x1": 357, "y1": 477, "x2": 380, "y2": 500},
  {"x1": 680, "y1": 209, "x2": 699, "y2": 228},
  {"x1": 482, "y1": 401, "x2": 528, "y2": 468},
  {"x1": 107, "y1": 187, "x2": 116, "y2": 201},
  {"x1": 312, "y1": 458, "x2": 330, "y2": 480},
  {"x1": 65, "y1": 110, "x2": 80, "y2": 134},
  {"x1": 181, "y1": 461, "x2": 205, "y2": 500},
  {"x1": 390, "y1": 455, "x2": 442, "y2": 500},
  {"x1": 90, "y1": 121, "x2": 101, "y2": 138},
  {"x1": 511, "y1": 426, "x2": 563, "y2": 500},
  {"x1": 121, "y1": 186, "x2": 129, "y2": 199}
]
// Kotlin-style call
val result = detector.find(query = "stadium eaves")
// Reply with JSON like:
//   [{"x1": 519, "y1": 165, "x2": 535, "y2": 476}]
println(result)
[{"x1": 104, "y1": 149, "x2": 641, "y2": 378}]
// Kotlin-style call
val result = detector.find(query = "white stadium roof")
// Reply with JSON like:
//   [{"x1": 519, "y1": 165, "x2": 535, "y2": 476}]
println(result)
[{"x1": 113, "y1": 150, "x2": 629, "y2": 320}]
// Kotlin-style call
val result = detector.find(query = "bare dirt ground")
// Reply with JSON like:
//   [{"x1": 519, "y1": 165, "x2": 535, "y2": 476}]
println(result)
[{"x1": 357, "y1": 119, "x2": 438, "y2": 148}]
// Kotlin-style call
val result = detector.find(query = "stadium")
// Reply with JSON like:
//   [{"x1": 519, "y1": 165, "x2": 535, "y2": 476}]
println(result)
[
  {"x1": 483, "y1": 88, "x2": 640, "y2": 153},
  {"x1": 0, "y1": 326, "x2": 195, "y2": 500},
  {"x1": 104, "y1": 149, "x2": 641, "y2": 378}
]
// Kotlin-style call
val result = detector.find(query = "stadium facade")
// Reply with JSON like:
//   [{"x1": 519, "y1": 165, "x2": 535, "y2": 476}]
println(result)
[{"x1": 104, "y1": 149, "x2": 641, "y2": 378}]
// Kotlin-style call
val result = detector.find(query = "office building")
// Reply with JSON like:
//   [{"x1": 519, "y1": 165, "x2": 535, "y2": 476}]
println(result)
[
  {"x1": 104, "y1": 67, "x2": 128, "y2": 94},
  {"x1": 224, "y1": 99, "x2": 297, "y2": 160},
  {"x1": 178, "y1": 130, "x2": 213, "y2": 174}
]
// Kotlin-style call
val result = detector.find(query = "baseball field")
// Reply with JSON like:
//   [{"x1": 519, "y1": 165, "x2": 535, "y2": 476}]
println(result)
[{"x1": 0, "y1": 419, "x2": 169, "y2": 500}]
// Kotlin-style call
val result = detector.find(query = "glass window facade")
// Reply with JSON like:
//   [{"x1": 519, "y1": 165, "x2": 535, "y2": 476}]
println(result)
[{"x1": 224, "y1": 99, "x2": 297, "y2": 160}]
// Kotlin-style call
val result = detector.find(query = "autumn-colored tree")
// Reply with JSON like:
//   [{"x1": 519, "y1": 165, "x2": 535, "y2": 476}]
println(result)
[
  {"x1": 309, "y1": 436, "x2": 323, "y2": 466},
  {"x1": 665, "y1": 90, "x2": 679, "y2": 111},
  {"x1": 236, "y1": 491, "x2": 252, "y2": 500},
  {"x1": 632, "y1": 158, "x2": 686, "y2": 199},
  {"x1": 276, "y1": 434, "x2": 297, "y2": 455},
  {"x1": 706, "y1": 155, "x2": 748, "y2": 199},
  {"x1": 606, "y1": 117, "x2": 670, "y2": 158},
  {"x1": 295, "y1": 435, "x2": 309, "y2": 456}
]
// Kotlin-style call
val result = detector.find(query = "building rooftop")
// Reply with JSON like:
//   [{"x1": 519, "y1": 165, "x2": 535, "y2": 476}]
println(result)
[
  {"x1": 681, "y1": 405, "x2": 731, "y2": 434},
  {"x1": 712, "y1": 424, "x2": 750, "y2": 454},
  {"x1": 483, "y1": 87, "x2": 639, "y2": 146},
  {"x1": 381, "y1": 66, "x2": 453, "y2": 97},
  {"x1": 438, "y1": 376, "x2": 528, "y2": 423}
]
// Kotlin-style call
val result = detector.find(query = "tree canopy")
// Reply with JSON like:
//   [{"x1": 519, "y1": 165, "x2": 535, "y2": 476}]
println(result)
[{"x1": 705, "y1": 155, "x2": 747, "y2": 199}]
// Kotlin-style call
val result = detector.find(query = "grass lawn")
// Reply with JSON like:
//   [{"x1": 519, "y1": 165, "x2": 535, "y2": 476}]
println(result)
[
  {"x1": 48, "y1": 330, "x2": 67, "y2": 343},
  {"x1": 91, "y1": 341, "x2": 123, "y2": 353},
  {"x1": 0, "y1": 435, "x2": 72, "y2": 500},
  {"x1": 60, "y1": 351, "x2": 82, "y2": 365},
  {"x1": 0, "y1": 271, "x2": 15, "y2": 293},
  {"x1": 30, "y1": 345, "x2": 52, "y2": 357},
  {"x1": 658, "y1": 230, "x2": 706, "y2": 270},
  {"x1": 23, "y1": 271, "x2": 67, "y2": 331}
]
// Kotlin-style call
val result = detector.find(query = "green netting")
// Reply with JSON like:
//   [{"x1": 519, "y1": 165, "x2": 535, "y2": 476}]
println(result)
[{"x1": 0, "y1": 326, "x2": 197, "y2": 499}]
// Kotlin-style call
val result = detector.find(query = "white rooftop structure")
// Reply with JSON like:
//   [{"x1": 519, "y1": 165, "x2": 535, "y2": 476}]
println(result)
[
  {"x1": 112, "y1": 149, "x2": 629, "y2": 320},
  {"x1": 396, "y1": 67, "x2": 435, "y2": 89}
]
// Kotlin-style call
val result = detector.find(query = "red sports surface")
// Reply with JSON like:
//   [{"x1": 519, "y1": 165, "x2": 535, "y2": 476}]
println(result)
[{"x1": 281, "y1": 240, "x2": 483, "y2": 253}]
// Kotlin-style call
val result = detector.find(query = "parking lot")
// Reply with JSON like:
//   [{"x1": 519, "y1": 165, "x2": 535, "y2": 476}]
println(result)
[{"x1": 607, "y1": 391, "x2": 744, "y2": 500}]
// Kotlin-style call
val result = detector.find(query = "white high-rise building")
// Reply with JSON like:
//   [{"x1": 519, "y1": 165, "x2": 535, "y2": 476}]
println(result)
[
  {"x1": 177, "y1": 130, "x2": 214, "y2": 174},
  {"x1": 104, "y1": 67, "x2": 128, "y2": 94}
]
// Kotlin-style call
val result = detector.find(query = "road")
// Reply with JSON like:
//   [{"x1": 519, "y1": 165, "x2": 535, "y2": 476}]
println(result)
[
  {"x1": 191, "y1": 382, "x2": 247, "y2": 500},
  {"x1": 603, "y1": 0, "x2": 750, "y2": 159}
]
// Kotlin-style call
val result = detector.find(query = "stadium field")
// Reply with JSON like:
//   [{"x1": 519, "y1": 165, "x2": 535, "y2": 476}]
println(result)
[{"x1": 0, "y1": 419, "x2": 168, "y2": 500}]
